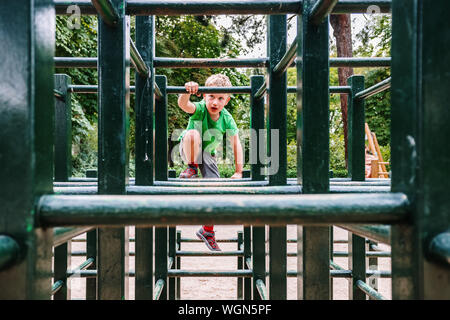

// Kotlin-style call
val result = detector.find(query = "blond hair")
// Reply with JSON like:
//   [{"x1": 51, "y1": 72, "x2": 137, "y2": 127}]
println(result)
[{"x1": 205, "y1": 74, "x2": 232, "y2": 87}]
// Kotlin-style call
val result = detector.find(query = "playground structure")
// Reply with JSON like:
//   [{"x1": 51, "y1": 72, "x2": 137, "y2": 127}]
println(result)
[{"x1": 0, "y1": 0, "x2": 449, "y2": 300}]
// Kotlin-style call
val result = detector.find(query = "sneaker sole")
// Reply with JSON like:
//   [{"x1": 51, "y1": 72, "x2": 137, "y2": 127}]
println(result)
[{"x1": 196, "y1": 230, "x2": 221, "y2": 251}]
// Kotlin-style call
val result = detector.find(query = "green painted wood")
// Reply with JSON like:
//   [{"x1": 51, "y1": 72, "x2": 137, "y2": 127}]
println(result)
[
  {"x1": 300, "y1": 0, "x2": 331, "y2": 300},
  {"x1": 252, "y1": 226, "x2": 265, "y2": 300},
  {"x1": 0, "y1": 0, "x2": 54, "y2": 299},
  {"x1": 54, "y1": 74, "x2": 72, "y2": 182},
  {"x1": 250, "y1": 76, "x2": 266, "y2": 181},
  {"x1": 135, "y1": 16, "x2": 154, "y2": 186},
  {"x1": 86, "y1": 229, "x2": 97, "y2": 300},
  {"x1": 347, "y1": 75, "x2": 365, "y2": 181},
  {"x1": 54, "y1": 242, "x2": 71, "y2": 300},
  {"x1": 155, "y1": 75, "x2": 168, "y2": 181},
  {"x1": 268, "y1": 15, "x2": 287, "y2": 186},
  {"x1": 97, "y1": 0, "x2": 130, "y2": 300},
  {"x1": 348, "y1": 233, "x2": 366, "y2": 300},
  {"x1": 155, "y1": 227, "x2": 168, "y2": 300}
]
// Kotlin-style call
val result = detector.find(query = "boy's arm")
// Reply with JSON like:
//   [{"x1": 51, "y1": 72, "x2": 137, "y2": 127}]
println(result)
[
  {"x1": 177, "y1": 81, "x2": 199, "y2": 114},
  {"x1": 230, "y1": 133, "x2": 243, "y2": 179}
]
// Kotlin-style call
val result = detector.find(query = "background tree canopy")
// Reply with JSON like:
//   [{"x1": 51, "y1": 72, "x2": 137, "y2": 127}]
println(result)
[{"x1": 55, "y1": 14, "x2": 392, "y2": 178}]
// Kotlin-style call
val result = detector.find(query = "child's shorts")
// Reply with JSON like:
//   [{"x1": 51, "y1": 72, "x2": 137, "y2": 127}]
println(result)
[{"x1": 179, "y1": 137, "x2": 220, "y2": 178}]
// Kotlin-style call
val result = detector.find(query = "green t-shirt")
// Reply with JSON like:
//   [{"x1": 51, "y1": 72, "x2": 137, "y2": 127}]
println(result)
[{"x1": 179, "y1": 100, "x2": 239, "y2": 156}]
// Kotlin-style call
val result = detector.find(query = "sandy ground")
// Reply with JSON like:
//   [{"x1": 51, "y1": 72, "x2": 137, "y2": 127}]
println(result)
[{"x1": 67, "y1": 225, "x2": 391, "y2": 300}]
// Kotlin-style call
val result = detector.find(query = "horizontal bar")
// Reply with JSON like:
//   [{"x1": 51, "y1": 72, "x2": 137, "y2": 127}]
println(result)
[
  {"x1": 0, "y1": 235, "x2": 20, "y2": 271},
  {"x1": 54, "y1": 57, "x2": 97, "y2": 68},
  {"x1": 338, "y1": 224, "x2": 391, "y2": 244},
  {"x1": 53, "y1": 227, "x2": 94, "y2": 247},
  {"x1": 155, "y1": 57, "x2": 268, "y2": 69},
  {"x1": 55, "y1": 1, "x2": 392, "y2": 16},
  {"x1": 356, "y1": 280, "x2": 387, "y2": 300},
  {"x1": 168, "y1": 269, "x2": 253, "y2": 277},
  {"x1": 273, "y1": 36, "x2": 298, "y2": 75},
  {"x1": 130, "y1": 40, "x2": 150, "y2": 78},
  {"x1": 329, "y1": 57, "x2": 391, "y2": 68},
  {"x1": 37, "y1": 193, "x2": 410, "y2": 227},
  {"x1": 310, "y1": 0, "x2": 339, "y2": 26},
  {"x1": 153, "y1": 279, "x2": 165, "y2": 300},
  {"x1": 167, "y1": 86, "x2": 252, "y2": 94},
  {"x1": 67, "y1": 257, "x2": 95, "y2": 279},
  {"x1": 180, "y1": 237, "x2": 238, "y2": 243},
  {"x1": 428, "y1": 232, "x2": 450, "y2": 267},
  {"x1": 176, "y1": 250, "x2": 243, "y2": 257},
  {"x1": 255, "y1": 279, "x2": 268, "y2": 300},
  {"x1": 355, "y1": 77, "x2": 391, "y2": 100}
]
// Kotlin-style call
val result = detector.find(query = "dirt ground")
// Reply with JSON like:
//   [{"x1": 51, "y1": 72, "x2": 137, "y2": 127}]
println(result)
[{"x1": 67, "y1": 225, "x2": 391, "y2": 300}]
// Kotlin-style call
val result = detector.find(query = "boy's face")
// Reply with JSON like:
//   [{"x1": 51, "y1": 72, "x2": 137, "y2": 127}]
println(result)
[{"x1": 203, "y1": 93, "x2": 230, "y2": 117}]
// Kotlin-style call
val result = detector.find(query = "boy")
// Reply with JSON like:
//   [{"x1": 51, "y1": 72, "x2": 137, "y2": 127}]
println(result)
[{"x1": 177, "y1": 74, "x2": 243, "y2": 251}]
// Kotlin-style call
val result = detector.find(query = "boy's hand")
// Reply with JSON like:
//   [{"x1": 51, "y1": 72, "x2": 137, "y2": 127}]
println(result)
[
  {"x1": 231, "y1": 172, "x2": 242, "y2": 179},
  {"x1": 185, "y1": 81, "x2": 201, "y2": 97}
]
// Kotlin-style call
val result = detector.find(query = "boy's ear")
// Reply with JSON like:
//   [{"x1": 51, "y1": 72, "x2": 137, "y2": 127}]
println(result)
[{"x1": 225, "y1": 95, "x2": 231, "y2": 105}]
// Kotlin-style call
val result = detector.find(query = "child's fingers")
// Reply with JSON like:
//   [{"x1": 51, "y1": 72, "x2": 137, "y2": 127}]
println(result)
[{"x1": 185, "y1": 81, "x2": 199, "y2": 95}]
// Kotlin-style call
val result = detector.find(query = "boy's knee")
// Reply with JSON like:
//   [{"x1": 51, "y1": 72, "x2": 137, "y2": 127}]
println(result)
[{"x1": 184, "y1": 129, "x2": 201, "y2": 142}]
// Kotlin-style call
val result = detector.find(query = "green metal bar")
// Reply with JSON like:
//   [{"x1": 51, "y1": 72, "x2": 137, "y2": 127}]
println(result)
[
  {"x1": 237, "y1": 231, "x2": 243, "y2": 300},
  {"x1": 168, "y1": 270, "x2": 253, "y2": 277},
  {"x1": 176, "y1": 231, "x2": 181, "y2": 300},
  {"x1": 135, "y1": 226, "x2": 153, "y2": 299},
  {"x1": 153, "y1": 279, "x2": 165, "y2": 300},
  {"x1": 53, "y1": 89, "x2": 65, "y2": 101},
  {"x1": 67, "y1": 257, "x2": 95, "y2": 279},
  {"x1": 154, "y1": 57, "x2": 268, "y2": 68},
  {"x1": 251, "y1": 76, "x2": 266, "y2": 181},
  {"x1": 367, "y1": 240, "x2": 379, "y2": 299},
  {"x1": 255, "y1": 279, "x2": 269, "y2": 300},
  {"x1": 86, "y1": 229, "x2": 97, "y2": 300},
  {"x1": 155, "y1": 227, "x2": 168, "y2": 300},
  {"x1": 0, "y1": 0, "x2": 54, "y2": 299},
  {"x1": 428, "y1": 232, "x2": 450, "y2": 267},
  {"x1": 53, "y1": 227, "x2": 93, "y2": 247},
  {"x1": 54, "y1": 242, "x2": 71, "y2": 300},
  {"x1": 130, "y1": 39, "x2": 150, "y2": 78},
  {"x1": 348, "y1": 233, "x2": 366, "y2": 300},
  {"x1": 310, "y1": 0, "x2": 339, "y2": 26},
  {"x1": 355, "y1": 77, "x2": 391, "y2": 100},
  {"x1": 176, "y1": 250, "x2": 243, "y2": 257},
  {"x1": 300, "y1": 0, "x2": 331, "y2": 300},
  {"x1": 169, "y1": 227, "x2": 176, "y2": 300},
  {"x1": 268, "y1": 14, "x2": 288, "y2": 186},
  {"x1": 252, "y1": 226, "x2": 266, "y2": 300},
  {"x1": 91, "y1": 0, "x2": 119, "y2": 26},
  {"x1": 38, "y1": 193, "x2": 410, "y2": 227},
  {"x1": 54, "y1": 57, "x2": 97, "y2": 68},
  {"x1": 332, "y1": 0, "x2": 391, "y2": 14},
  {"x1": 355, "y1": 280, "x2": 386, "y2": 300},
  {"x1": 273, "y1": 36, "x2": 298, "y2": 75},
  {"x1": 254, "y1": 81, "x2": 267, "y2": 101},
  {"x1": 347, "y1": 75, "x2": 365, "y2": 181},
  {"x1": 0, "y1": 236, "x2": 20, "y2": 271},
  {"x1": 338, "y1": 225, "x2": 390, "y2": 244},
  {"x1": 135, "y1": 16, "x2": 154, "y2": 186},
  {"x1": 154, "y1": 75, "x2": 168, "y2": 181},
  {"x1": 51, "y1": 280, "x2": 64, "y2": 296},
  {"x1": 329, "y1": 57, "x2": 390, "y2": 68},
  {"x1": 243, "y1": 227, "x2": 252, "y2": 300},
  {"x1": 167, "y1": 86, "x2": 252, "y2": 94}
]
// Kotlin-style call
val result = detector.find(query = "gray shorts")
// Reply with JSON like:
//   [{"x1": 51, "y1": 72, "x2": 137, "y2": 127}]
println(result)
[{"x1": 179, "y1": 138, "x2": 220, "y2": 178}]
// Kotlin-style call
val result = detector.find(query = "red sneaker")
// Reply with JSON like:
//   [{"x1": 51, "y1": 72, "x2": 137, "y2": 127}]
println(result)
[
  {"x1": 196, "y1": 227, "x2": 221, "y2": 251},
  {"x1": 179, "y1": 165, "x2": 198, "y2": 178}
]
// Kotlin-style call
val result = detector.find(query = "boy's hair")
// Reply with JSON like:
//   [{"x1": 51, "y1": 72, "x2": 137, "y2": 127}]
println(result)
[{"x1": 205, "y1": 74, "x2": 232, "y2": 88}]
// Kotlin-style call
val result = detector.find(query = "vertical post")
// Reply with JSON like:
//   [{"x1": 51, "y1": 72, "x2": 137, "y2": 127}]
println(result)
[
  {"x1": 169, "y1": 227, "x2": 176, "y2": 300},
  {"x1": 135, "y1": 226, "x2": 153, "y2": 300},
  {"x1": 267, "y1": 14, "x2": 288, "y2": 300},
  {"x1": 54, "y1": 242, "x2": 71, "y2": 300},
  {"x1": 86, "y1": 229, "x2": 97, "y2": 300},
  {"x1": 250, "y1": 76, "x2": 265, "y2": 181},
  {"x1": 367, "y1": 241, "x2": 378, "y2": 299},
  {"x1": 348, "y1": 233, "x2": 366, "y2": 300},
  {"x1": 135, "y1": 16, "x2": 154, "y2": 186},
  {"x1": 54, "y1": 74, "x2": 72, "y2": 182},
  {"x1": 252, "y1": 226, "x2": 265, "y2": 300},
  {"x1": 347, "y1": 75, "x2": 365, "y2": 181},
  {"x1": 391, "y1": 0, "x2": 450, "y2": 300},
  {"x1": 97, "y1": 0, "x2": 130, "y2": 300},
  {"x1": 0, "y1": 0, "x2": 54, "y2": 299},
  {"x1": 155, "y1": 75, "x2": 168, "y2": 181},
  {"x1": 155, "y1": 227, "x2": 168, "y2": 300},
  {"x1": 176, "y1": 230, "x2": 181, "y2": 300},
  {"x1": 243, "y1": 226, "x2": 252, "y2": 300},
  {"x1": 299, "y1": 0, "x2": 331, "y2": 300},
  {"x1": 237, "y1": 231, "x2": 243, "y2": 300}
]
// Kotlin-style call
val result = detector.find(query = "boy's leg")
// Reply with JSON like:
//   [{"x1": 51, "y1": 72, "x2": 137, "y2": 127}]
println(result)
[
  {"x1": 199, "y1": 151, "x2": 220, "y2": 237},
  {"x1": 179, "y1": 130, "x2": 202, "y2": 178}
]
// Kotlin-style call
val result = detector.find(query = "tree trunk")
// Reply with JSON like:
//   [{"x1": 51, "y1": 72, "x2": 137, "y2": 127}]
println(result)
[{"x1": 330, "y1": 14, "x2": 353, "y2": 168}]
